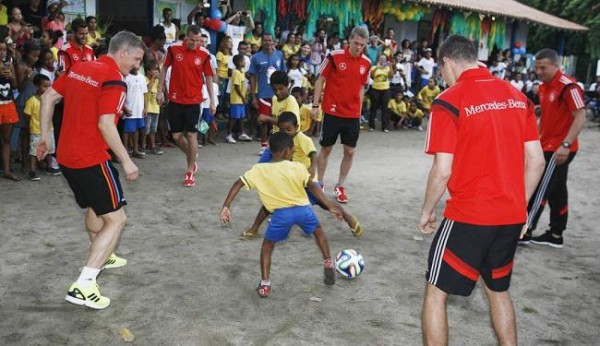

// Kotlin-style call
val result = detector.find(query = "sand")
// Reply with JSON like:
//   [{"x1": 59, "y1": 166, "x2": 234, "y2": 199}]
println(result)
[{"x1": 1, "y1": 123, "x2": 599, "y2": 345}]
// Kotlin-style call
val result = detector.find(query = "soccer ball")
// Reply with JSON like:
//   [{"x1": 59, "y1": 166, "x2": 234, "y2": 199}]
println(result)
[{"x1": 335, "y1": 249, "x2": 365, "y2": 279}]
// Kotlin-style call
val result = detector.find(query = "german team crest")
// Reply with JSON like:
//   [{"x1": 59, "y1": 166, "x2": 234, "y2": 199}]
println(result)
[
  {"x1": 175, "y1": 53, "x2": 184, "y2": 61},
  {"x1": 360, "y1": 65, "x2": 366, "y2": 74},
  {"x1": 72, "y1": 54, "x2": 80, "y2": 61},
  {"x1": 194, "y1": 57, "x2": 202, "y2": 65},
  {"x1": 339, "y1": 62, "x2": 347, "y2": 71},
  {"x1": 548, "y1": 92, "x2": 556, "y2": 102}
]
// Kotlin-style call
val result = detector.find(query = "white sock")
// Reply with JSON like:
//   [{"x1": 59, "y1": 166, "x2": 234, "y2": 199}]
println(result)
[
  {"x1": 76, "y1": 266, "x2": 101, "y2": 288},
  {"x1": 260, "y1": 280, "x2": 271, "y2": 286}
]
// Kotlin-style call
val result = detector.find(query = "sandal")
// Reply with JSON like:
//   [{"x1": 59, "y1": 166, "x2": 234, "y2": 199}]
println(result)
[
  {"x1": 350, "y1": 216, "x2": 363, "y2": 237},
  {"x1": 3, "y1": 173, "x2": 22, "y2": 181},
  {"x1": 240, "y1": 229, "x2": 260, "y2": 240}
]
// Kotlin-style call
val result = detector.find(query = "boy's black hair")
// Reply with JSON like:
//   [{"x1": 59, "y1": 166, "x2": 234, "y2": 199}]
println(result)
[
  {"x1": 269, "y1": 132, "x2": 293, "y2": 153},
  {"x1": 33, "y1": 73, "x2": 50, "y2": 86},
  {"x1": 269, "y1": 70, "x2": 289, "y2": 87},
  {"x1": 290, "y1": 86, "x2": 304, "y2": 96},
  {"x1": 232, "y1": 54, "x2": 244, "y2": 68},
  {"x1": 71, "y1": 17, "x2": 88, "y2": 33},
  {"x1": 277, "y1": 112, "x2": 298, "y2": 127}
]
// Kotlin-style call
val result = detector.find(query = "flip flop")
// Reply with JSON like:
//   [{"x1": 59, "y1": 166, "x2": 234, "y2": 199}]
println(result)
[
  {"x1": 3, "y1": 174, "x2": 22, "y2": 181},
  {"x1": 240, "y1": 229, "x2": 260, "y2": 240},
  {"x1": 350, "y1": 216, "x2": 363, "y2": 237}
]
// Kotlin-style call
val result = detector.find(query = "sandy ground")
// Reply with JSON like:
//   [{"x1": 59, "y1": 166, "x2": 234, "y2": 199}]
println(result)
[{"x1": 1, "y1": 121, "x2": 599, "y2": 345}]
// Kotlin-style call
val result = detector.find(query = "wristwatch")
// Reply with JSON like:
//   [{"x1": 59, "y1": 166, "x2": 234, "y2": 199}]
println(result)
[{"x1": 561, "y1": 141, "x2": 571, "y2": 149}]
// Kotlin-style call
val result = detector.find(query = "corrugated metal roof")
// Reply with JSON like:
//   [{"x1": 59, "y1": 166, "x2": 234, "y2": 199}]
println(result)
[{"x1": 419, "y1": 0, "x2": 588, "y2": 31}]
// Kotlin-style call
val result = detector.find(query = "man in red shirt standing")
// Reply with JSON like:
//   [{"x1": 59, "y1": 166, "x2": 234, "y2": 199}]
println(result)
[
  {"x1": 311, "y1": 25, "x2": 371, "y2": 203},
  {"x1": 54, "y1": 17, "x2": 95, "y2": 149},
  {"x1": 36, "y1": 31, "x2": 145, "y2": 309},
  {"x1": 418, "y1": 35, "x2": 545, "y2": 345},
  {"x1": 157, "y1": 25, "x2": 216, "y2": 187},
  {"x1": 521, "y1": 48, "x2": 586, "y2": 248}
]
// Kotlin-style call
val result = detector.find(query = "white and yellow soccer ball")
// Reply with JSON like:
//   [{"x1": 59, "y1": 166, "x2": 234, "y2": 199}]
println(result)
[{"x1": 335, "y1": 249, "x2": 365, "y2": 279}]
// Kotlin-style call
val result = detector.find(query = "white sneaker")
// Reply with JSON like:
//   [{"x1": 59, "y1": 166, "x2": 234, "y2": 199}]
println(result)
[
  {"x1": 238, "y1": 133, "x2": 252, "y2": 142},
  {"x1": 418, "y1": 126, "x2": 424, "y2": 132},
  {"x1": 226, "y1": 135, "x2": 236, "y2": 144}
]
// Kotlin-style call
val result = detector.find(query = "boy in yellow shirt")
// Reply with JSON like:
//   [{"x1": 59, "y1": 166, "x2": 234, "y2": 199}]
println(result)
[
  {"x1": 257, "y1": 70, "x2": 300, "y2": 162},
  {"x1": 241, "y1": 112, "x2": 362, "y2": 240},
  {"x1": 24, "y1": 74, "x2": 58, "y2": 180},
  {"x1": 221, "y1": 131, "x2": 342, "y2": 298},
  {"x1": 417, "y1": 78, "x2": 441, "y2": 115},
  {"x1": 292, "y1": 87, "x2": 312, "y2": 133},
  {"x1": 143, "y1": 63, "x2": 163, "y2": 155},
  {"x1": 407, "y1": 100, "x2": 425, "y2": 131},
  {"x1": 227, "y1": 55, "x2": 252, "y2": 143},
  {"x1": 388, "y1": 91, "x2": 407, "y2": 129}
]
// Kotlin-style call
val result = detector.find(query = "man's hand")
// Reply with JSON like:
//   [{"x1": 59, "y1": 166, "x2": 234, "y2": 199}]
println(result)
[
  {"x1": 310, "y1": 107, "x2": 319, "y2": 120},
  {"x1": 121, "y1": 159, "x2": 139, "y2": 182},
  {"x1": 418, "y1": 211, "x2": 436, "y2": 234},
  {"x1": 36, "y1": 136, "x2": 50, "y2": 160},
  {"x1": 220, "y1": 206, "x2": 231, "y2": 224},
  {"x1": 555, "y1": 146, "x2": 569, "y2": 165},
  {"x1": 209, "y1": 101, "x2": 217, "y2": 115},
  {"x1": 156, "y1": 91, "x2": 165, "y2": 106}
]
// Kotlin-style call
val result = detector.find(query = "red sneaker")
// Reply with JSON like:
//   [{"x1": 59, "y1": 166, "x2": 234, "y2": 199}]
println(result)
[
  {"x1": 183, "y1": 172, "x2": 195, "y2": 187},
  {"x1": 334, "y1": 185, "x2": 348, "y2": 203},
  {"x1": 257, "y1": 283, "x2": 271, "y2": 298}
]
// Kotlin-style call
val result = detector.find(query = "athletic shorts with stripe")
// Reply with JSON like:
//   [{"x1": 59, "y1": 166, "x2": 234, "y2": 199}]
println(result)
[
  {"x1": 319, "y1": 113, "x2": 360, "y2": 148},
  {"x1": 426, "y1": 218, "x2": 522, "y2": 296},
  {"x1": 60, "y1": 161, "x2": 127, "y2": 216}
]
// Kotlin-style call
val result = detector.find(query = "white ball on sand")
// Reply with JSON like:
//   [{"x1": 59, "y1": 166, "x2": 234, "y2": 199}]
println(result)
[{"x1": 335, "y1": 249, "x2": 365, "y2": 279}]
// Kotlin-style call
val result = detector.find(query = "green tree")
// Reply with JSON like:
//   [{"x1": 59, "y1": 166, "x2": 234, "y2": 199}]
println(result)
[{"x1": 519, "y1": 0, "x2": 599, "y2": 79}]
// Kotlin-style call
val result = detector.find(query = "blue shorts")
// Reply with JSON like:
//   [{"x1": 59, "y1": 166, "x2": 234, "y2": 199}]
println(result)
[
  {"x1": 257, "y1": 147, "x2": 272, "y2": 163},
  {"x1": 201, "y1": 107, "x2": 214, "y2": 124},
  {"x1": 123, "y1": 118, "x2": 145, "y2": 133},
  {"x1": 229, "y1": 104, "x2": 246, "y2": 119},
  {"x1": 265, "y1": 205, "x2": 319, "y2": 242}
]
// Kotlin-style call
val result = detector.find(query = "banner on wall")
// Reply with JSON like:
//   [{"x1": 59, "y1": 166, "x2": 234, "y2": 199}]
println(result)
[
  {"x1": 477, "y1": 33, "x2": 489, "y2": 61},
  {"x1": 154, "y1": 0, "x2": 182, "y2": 24}
]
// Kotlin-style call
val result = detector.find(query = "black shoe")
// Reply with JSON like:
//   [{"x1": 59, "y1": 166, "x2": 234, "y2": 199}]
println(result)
[
  {"x1": 28, "y1": 171, "x2": 41, "y2": 181},
  {"x1": 518, "y1": 232, "x2": 532, "y2": 245},
  {"x1": 531, "y1": 231, "x2": 563, "y2": 248}
]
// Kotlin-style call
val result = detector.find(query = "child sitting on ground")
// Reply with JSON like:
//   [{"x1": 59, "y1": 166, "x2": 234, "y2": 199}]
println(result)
[
  {"x1": 220, "y1": 131, "x2": 342, "y2": 298},
  {"x1": 406, "y1": 100, "x2": 425, "y2": 131},
  {"x1": 240, "y1": 112, "x2": 362, "y2": 240},
  {"x1": 388, "y1": 91, "x2": 407, "y2": 129}
]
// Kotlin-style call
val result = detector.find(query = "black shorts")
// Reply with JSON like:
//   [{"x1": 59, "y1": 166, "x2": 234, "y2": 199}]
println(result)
[
  {"x1": 319, "y1": 113, "x2": 360, "y2": 148},
  {"x1": 167, "y1": 102, "x2": 201, "y2": 133},
  {"x1": 426, "y1": 218, "x2": 522, "y2": 296},
  {"x1": 60, "y1": 161, "x2": 127, "y2": 216}
]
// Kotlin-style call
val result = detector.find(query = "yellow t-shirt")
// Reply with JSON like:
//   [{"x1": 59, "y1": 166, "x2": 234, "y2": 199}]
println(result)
[
  {"x1": 408, "y1": 108, "x2": 424, "y2": 119},
  {"x1": 85, "y1": 30, "x2": 103, "y2": 46},
  {"x1": 241, "y1": 160, "x2": 310, "y2": 212},
  {"x1": 271, "y1": 95, "x2": 300, "y2": 133},
  {"x1": 371, "y1": 66, "x2": 391, "y2": 90},
  {"x1": 230, "y1": 69, "x2": 246, "y2": 105},
  {"x1": 245, "y1": 35, "x2": 262, "y2": 49},
  {"x1": 281, "y1": 44, "x2": 299, "y2": 59},
  {"x1": 418, "y1": 86, "x2": 441, "y2": 110},
  {"x1": 24, "y1": 95, "x2": 45, "y2": 134},
  {"x1": 292, "y1": 132, "x2": 316, "y2": 169},
  {"x1": 301, "y1": 75, "x2": 312, "y2": 91},
  {"x1": 216, "y1": 51, "x2": 231, "y2": 79},
  {"x1": 145, "y1": 77, "x2": 160, "y2": 114},
  {"x1": 387, "y1": 99, "x2": 407, "y2": 116},
  {"x1": 299, "y1": 104, "x2": 312, "y2": 132},
  {"x1": 0, "y1": 5, "x2": 8, "y2": 26}
]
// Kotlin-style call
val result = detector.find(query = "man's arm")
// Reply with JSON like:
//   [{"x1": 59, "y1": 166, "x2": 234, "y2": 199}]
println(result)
[
  {"x1": 98, "y1": 114, "x2": 138, "y2": 182},
  {"x1": 524, "y1": 140, "x2": 545, "y2": 204},
  {"x1": 205, "y1": 75, "x2": 216, "y2": 115},
  {"x1": 311, "y1": 75, "x2": 326, "y2": 119},
  {"x1": 36, "y1": 87, "x2": 63, "y2": 160},
  {"x1": 419, "y1": 152, "x2": 453, "y2": 234},
  {"x1": 187, "y1": 3, "x2": 202, "y2": 25},
  {"x1": 221, "y1": 179, "x2": 244, "y2": 223},
  {"x1": 157, "y1": 65, "x2": 168, "y2": 105},
  {"x1": 244, "y1": 14, "x2": 255, "y2": 32},
  {"x1": 555, "y1": 108, "x2": 586, "y2": 165}
]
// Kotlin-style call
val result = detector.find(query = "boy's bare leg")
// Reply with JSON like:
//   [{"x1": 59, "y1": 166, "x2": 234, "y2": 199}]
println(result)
[
  {"x1": 259, "y1": 239, "x2": 276, "y2": 281},
  {"x1": 312, "y1": 226, "x2": 332, "y2": 260}
]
